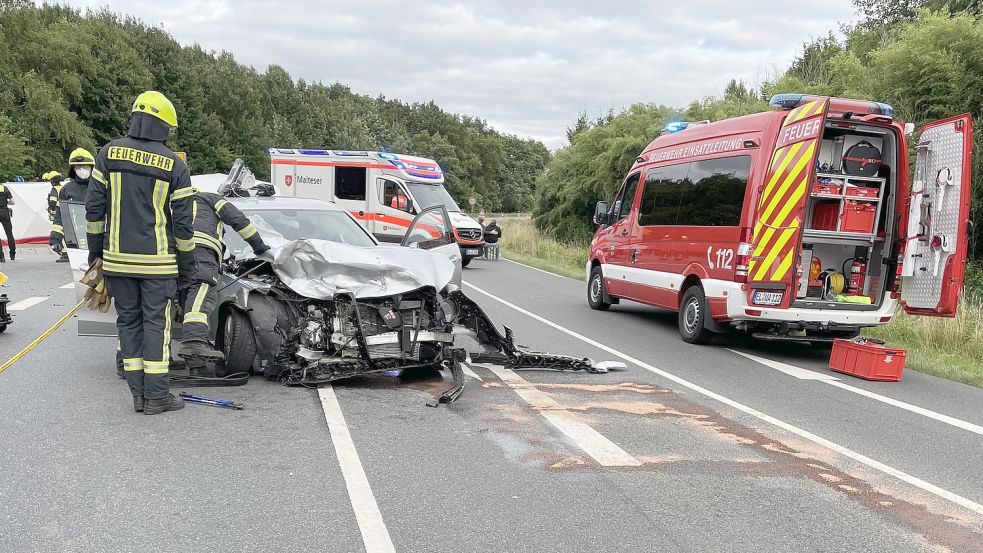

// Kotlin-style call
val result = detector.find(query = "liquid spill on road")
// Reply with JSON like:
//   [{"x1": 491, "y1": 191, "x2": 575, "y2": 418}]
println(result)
[{"x1": 519, "y1": 381, "x2": 983, "y2": 551}]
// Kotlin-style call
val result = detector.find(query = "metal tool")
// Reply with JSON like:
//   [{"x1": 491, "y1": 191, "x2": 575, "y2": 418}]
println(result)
[{"x1": 178, "y1": 392, "x2": 244, "y2": 410}]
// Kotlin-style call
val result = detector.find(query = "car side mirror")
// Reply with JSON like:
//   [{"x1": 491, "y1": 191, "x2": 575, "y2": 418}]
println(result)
[{"x1": 593, "y1": 201, "x2": 609, "y2": 225}]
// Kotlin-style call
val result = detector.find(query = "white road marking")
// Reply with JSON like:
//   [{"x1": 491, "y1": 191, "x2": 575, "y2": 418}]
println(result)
[
  {"x1": 60, "y1": 283, "x2": 76, "y2": 289},
  {"x1": 482, "y1": 363, "x2": 641, "y2": 467},
  {"x1": 729, "y1": 350, "x2": 840, "y2": 381},
  {"x1": 503, "y1": 258, "x2": 578, "y2": 280},
  {"x1": 7, "y1": 296, "x2": 49, "y2": 311},
  {"x1": 317, "y1": 386, "x2": 396, "y2": 553},
  {"x1": 463, "y1": 281, "x2": 983, "y2": 516},
  {"x1": 730, "y1": 349, "x2": 983, "y2": 437},
  {"x1": 461, "y1": 363, "x2": 483, "y2": 381}
]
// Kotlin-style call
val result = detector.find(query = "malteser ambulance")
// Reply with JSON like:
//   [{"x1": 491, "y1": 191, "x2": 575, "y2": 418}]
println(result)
[
  {"x1": 588, "y1": 94, "x2": 974, "y2": 344},
  {"x1": 270, "y1": 149, "x2": 485, "y2": 266}
]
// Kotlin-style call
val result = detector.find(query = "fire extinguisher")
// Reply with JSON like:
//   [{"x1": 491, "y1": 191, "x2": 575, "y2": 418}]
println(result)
[{"x1": 848, "y1": 258, "x2": 867, "y2": 295}]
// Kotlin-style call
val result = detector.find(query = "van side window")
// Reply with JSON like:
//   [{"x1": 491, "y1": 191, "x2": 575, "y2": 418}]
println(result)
[
  {"x1": 639, "y1": 163, "x2": 689, "y2": 226},
  {"x1": 379, "y1": 179, "x2": 411, "y2": 212},
  {"x1": 677, "y1": 156, "x2": 751, "y2": 226},
  {"x1": 613, "y1": 173, "x2": 641, "y2": 221},
  {"x1": 335, "y1": 166, "x2": 367, "y2": 200}
]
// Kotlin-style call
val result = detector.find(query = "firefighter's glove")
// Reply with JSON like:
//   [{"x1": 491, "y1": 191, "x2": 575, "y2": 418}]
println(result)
[
  {"x1": 253, "y1": 243, "x2": 271, "y2": 256},
  {"x1": 79, "y1": 258, "x2": 112, "y2": 312},
  {"x1": 49, "y1": 237, "x2": 63, "y2": 255}
]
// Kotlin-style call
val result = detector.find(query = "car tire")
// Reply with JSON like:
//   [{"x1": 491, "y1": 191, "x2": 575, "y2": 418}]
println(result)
[
  {"x1": 461, "y1": 257, "x2": 472, "y2": 268},
  {"x1": 588, "y1": 265, "x2": 612, "y2": 311},
  {"x1": 679, "y1": 286, "x2": 713, "y2": 345},
  {"x1": 217, "y1": 309, "x2": 256, "y2": 377}
]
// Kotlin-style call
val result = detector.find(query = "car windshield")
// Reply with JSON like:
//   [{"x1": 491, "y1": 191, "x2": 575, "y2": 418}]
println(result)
[
  {"x1": 225, "y1": 208, "x2": 375, "y2": 256},
  {"x1": 405, "y1": 182, "x2": 461, "y2": 212}
]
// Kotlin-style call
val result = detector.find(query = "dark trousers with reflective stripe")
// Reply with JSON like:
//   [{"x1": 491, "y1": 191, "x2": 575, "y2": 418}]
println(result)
[
  {"x1": 106, "y1": 276, "x2": 177, "y2": 400},
  {"x1": 181, "y1": 247, "x2": 220, "y2": 343},
  {"x1": 0, "y1": 216, "x2": 13, "y2": 258}
]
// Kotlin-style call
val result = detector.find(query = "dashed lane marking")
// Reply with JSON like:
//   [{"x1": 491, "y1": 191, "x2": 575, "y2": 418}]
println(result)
[
  {"x1": 317, "y1": 386, "x2": 396, "y2": 553},
  {"x1": 463, "y1": 281, "x2": 983, "y2": 516},
  {"x1": 481, "y1": 363, "x2": 642, "y2": 467},
  {"x1": 60, "y1": 283, "x2": 76, "y2": 289},
  {"x1": 7, "y1": 296, "x2": 50, "y2": 311},
  {"x1": 730, "y1": 349, "x2": 983, "y2": 437}
]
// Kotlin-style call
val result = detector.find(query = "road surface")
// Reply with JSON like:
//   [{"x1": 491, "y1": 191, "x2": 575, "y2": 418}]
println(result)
[{"x1": 1, "y1": 249, "x2": 981, "y2": 552}]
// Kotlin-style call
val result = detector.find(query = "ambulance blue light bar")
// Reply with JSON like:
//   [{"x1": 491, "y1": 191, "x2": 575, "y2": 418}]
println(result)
[
  {"x1": 768, "y1": 93, "x2": 805, "y2": 109},
  {"x1": 871, "y1": 102, "x2": 894, "y2": 117}
]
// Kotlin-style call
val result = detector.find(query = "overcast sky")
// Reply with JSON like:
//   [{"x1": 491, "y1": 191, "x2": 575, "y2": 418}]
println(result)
[{"x1": 64, "y1": 0, "x2": 857, "y2": 148}]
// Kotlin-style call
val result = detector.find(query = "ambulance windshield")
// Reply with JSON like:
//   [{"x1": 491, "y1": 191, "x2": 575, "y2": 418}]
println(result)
[{"x1": 405, "y1": 182, "x2": 461, "y2": 212}]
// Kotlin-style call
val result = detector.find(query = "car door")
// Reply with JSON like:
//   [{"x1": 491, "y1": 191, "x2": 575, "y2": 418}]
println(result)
[
  {"x1": 400, "y1": 205, "x2": 463, "y2": 287},
  {"x1": 900, "y1": 114, "x2": 974, "y2": 316},
  {"x1": 627, "y1": 165, "x2": 685, "y2": 306},
  {"x1": 599, "y1": 173, "x2": 641, "y2": 296},
  {"x1": 374, "y1": 177, "x2": 415, "y2": 242},
  {"x1": 59, "y1": 201, "x2": 118, "y2": 336}
]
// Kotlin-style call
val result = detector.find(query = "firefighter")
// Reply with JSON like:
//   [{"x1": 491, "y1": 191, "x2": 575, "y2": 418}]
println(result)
[
  {"x1": 86, "y1": 90, "x2": 196, "y2": 415},
  {"x1": 0, "y1": 181, "x2": 14, "y2": 262},
  {"x1": 49, "y1": 149, "x2": 96, "y2": 263},
  {"x1": 178, "y1": 190, "x2": 269, "y2": 362},
  {"x1": 43, "y1": 171, "x2": 64, "y2": 223}
]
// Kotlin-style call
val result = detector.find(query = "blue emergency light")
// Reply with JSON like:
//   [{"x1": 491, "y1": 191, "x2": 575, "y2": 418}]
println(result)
[
  {"x1": 660, "y1": 120, "x2": 689, "y2": 135},
  {"x1": 871, "y1": 102, "x2": 895, "y2": 117},
  {"x1": 768, "y1": 93, "x2": 805, "y2": 109}
]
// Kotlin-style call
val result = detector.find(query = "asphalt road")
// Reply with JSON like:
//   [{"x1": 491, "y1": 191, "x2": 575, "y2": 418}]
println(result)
[{"x1": 1, "y1": 249, "x2": 981, "y2": 552}]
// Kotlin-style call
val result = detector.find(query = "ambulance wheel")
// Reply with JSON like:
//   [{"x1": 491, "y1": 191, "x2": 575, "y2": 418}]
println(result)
[
  {"x1": 679, "y1": 286, "x2": 713, "y2": 345},
  {"x1": 218, "y1": 309, "x2": 256, "y2": 377},
  {"x1": 462, "y1": 257, "x2": 472, "y2": 268},
  {"x1": 588, "y1": 266, "x2": 611, "y2": 311}
]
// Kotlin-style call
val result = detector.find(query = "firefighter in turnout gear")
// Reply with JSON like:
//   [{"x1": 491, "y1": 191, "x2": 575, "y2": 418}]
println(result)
[
  {"x1": 86, "y1": 91, "x2": 195, "y2": 415},
  {"x1": 178, "y1": 190, "x2": 269, "y2": 362},
  {"x1": 44, "y1": 171, "x2": 64, "y2": 222},
  {"x1": 50, "y1": 149, "x2": 95, "y2": 263}
]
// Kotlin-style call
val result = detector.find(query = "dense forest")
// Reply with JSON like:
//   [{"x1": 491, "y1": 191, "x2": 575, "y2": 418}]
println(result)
[
  {"x1": 534, "y1": 1, "x2": 983, "y2": 261},
  {"x1": 0, "y1": 1, "x2": 549, "y2": 212}
]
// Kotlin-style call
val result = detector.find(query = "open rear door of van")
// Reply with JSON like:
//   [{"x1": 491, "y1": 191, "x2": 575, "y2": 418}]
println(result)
[
  {"x1": 747, "y1": 97, "x2": 830, "y2": 308},
  {"x1": 900, "y1": 114, "x2": 974, "y2": 317}
]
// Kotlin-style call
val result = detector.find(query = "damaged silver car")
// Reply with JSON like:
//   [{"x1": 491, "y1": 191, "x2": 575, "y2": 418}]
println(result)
[{"x1": 61, "y1": 166, "x2": 619, "y2": 404}]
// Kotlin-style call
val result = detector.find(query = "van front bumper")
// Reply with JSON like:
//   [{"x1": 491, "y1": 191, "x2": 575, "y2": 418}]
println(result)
[{"x1": 459, "y1": 242, "x2": 485, "y2": 259}]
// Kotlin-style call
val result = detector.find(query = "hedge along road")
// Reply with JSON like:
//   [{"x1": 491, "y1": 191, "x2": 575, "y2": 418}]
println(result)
[{"x1": 1, "y1": 250, "x2": 982, "y2": 551}]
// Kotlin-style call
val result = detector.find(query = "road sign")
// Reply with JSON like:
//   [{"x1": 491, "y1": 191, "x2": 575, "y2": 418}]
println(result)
[{"x1": 468, "y1": 197, "x2": 477, "y2": 206}]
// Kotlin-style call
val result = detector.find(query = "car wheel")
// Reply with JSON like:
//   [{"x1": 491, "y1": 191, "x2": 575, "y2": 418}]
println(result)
[
  {"x1": 679, "y1": 286, "x2": 713, "y2": 345},
  {"x1": 217, "y1": 309, "x2": 256, "y2": 377},
  {"x1": 461, "y1": 257, "x2": 472, "y2": 268},
  {"x1": 587, "y1": 265, "x2": 612, "y2": 311}
]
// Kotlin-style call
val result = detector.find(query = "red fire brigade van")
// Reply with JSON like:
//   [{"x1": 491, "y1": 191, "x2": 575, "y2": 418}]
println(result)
[{"x1": 588, "y1": 94, "x2": 973, "y2": 344}]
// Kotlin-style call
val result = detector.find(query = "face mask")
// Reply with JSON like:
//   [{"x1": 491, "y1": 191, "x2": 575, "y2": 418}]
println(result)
[{"x1": 75, "y1": 167, "x2": 91, "y2": 180}]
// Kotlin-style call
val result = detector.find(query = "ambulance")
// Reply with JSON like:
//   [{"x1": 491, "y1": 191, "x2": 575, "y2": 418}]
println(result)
[
  {"x1": 588, "y1": 94, "x2": 974, "y2": 344},
  {"x1": 269, "y1": 149, "x2": 486, "y2": 265}
]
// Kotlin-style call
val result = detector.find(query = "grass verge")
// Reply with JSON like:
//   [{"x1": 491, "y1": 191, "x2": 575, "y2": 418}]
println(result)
[
  {"x1": 865, "y1": 293, "x2": 983, "y2": 388},
  {"x1": 497, "y1": 218, "x2": 983, "y2": 388},
  {"x1": 499, "y1": 219, "x2": 589, "y2": 281}
]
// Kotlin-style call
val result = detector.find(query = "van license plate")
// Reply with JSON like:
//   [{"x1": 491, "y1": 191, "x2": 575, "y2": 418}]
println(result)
[
  {"x1": 752, "y1": 291, "x2": 784, "y2": 306},
  {"x1": 465, "y1": 249, "x2": 481, "y2": 256}
]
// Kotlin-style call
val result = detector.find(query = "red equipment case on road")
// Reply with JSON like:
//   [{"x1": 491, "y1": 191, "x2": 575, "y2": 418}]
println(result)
[{"x1": 829, "y1": 339, "x2": 906, "y2": 381}]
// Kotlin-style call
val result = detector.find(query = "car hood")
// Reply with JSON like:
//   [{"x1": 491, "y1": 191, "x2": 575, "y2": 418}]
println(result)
[{"x1": 271, "y1": 239, "x2": 456, "y2": 300}]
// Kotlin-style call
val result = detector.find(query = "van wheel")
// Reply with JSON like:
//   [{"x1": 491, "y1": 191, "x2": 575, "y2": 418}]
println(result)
[
  {"x1": 679, "y1": 286, "x2": 713, "y2": 345},
  {"x1": 588, "y1": 266, "x2": 612, "y2": 310},
  {"x1": 462, "y1": 257, "x2": 472, "y2": 268},
  {"x1": 217, "y1": 309, "x2": 256, "y2": 377}
]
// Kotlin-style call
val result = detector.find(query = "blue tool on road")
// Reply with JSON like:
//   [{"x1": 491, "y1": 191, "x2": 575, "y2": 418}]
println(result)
[{"x1": 178, "y1": 392, "x2": 244, "y2": 410}]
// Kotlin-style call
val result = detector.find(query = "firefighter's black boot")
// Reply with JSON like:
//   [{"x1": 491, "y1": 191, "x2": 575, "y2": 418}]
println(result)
[
  {"x1": 143, "y1": 394, "x2": 184, "y2": 415},
  {"x1": 178, "y1": 340, "x2": 225, "y2": 363},
  {"x1": 56, "y1": 252, "x2": 68, "y2": 263},
  {"x1": 133, "y1": 395, "x2": 144, "y2": 413}
]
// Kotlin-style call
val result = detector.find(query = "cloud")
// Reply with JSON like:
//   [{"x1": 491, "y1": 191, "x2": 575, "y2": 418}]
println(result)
[{"x1": 61, "y1": 0, "x2": 856, "y2": 147}]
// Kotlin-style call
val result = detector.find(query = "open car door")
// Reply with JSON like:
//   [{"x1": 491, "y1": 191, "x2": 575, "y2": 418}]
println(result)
[
  {"x1": 400, "y1": 205, "x2": 463, "y2": 287},
  {"x1": 60, "y1": 201, "x2": 118, "y2": 336},
  {"x1": 747, "y1": 97, "x2": 830, "y2": 308},
  {"x1": 901, "y1": 114, "x2": 974, "y2": 317}
]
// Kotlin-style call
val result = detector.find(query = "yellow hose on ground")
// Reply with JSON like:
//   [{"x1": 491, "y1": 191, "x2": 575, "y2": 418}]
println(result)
[{"x1": 0, "y1": 299, "x2": 87, "y2": 375}]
